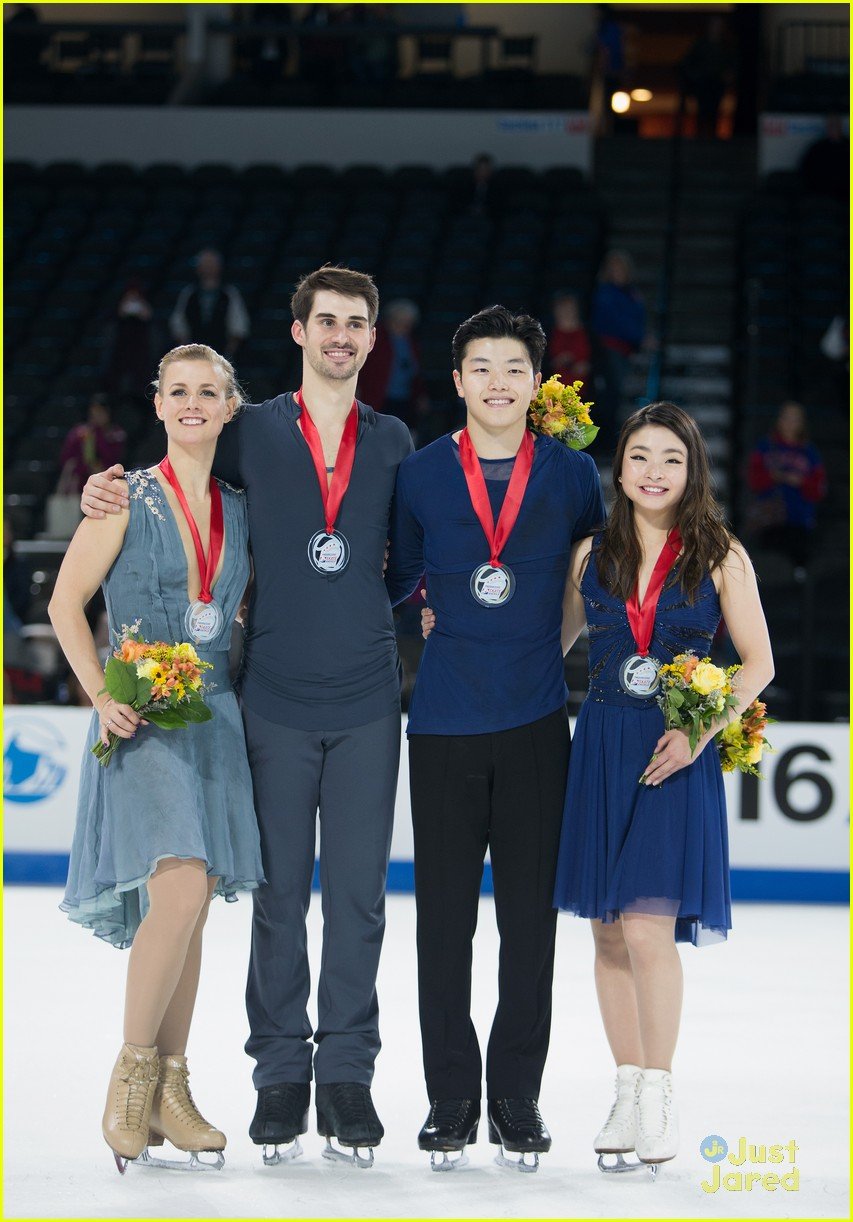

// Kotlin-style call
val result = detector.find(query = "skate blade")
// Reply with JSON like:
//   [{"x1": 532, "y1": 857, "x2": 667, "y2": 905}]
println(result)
[
  {"x1": 494, "y1": 1148, "x2": 539, "y2": 1173},
  {"x1": 262, "y1": 1138, "x2": 304, "y2": 1166},
  {"x1": 321, "y1": 1137, "x2": 374, "y2": 1169},
  {"x1": 597, "y1": 1151, "x2": 648, "y2": 1174},
  {"x1": 137, "y1": 1148, "x2": 225, "y2": 1172},
  {"x1": 112, "y1": 1151, "x2": 128, "y2": 1175},
  {"x1": 430, "y1": 1150, "x2": 469, "y2": 1172}
]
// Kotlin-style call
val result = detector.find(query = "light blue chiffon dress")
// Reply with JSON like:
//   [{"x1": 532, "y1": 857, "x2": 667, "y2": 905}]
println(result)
[{"x1": 61, "y1": 469, "x2": 265, "y2": 949}]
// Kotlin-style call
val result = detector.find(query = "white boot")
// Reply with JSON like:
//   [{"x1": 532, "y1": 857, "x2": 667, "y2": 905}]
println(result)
[
  {"x1": 634, "y1": 1068, "x2": 679, "y2": 1163},
  {"x1": 594, "y1": 1064, "x2": 642, "y2": 1153}
]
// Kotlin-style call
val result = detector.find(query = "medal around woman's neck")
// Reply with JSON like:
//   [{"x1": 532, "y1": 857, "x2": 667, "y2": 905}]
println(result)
[
  {"x1": 619, "y1": 528, "x2": 683, "y2": 698},
  {"x1": 159, "y1": 456, "x2": 224, "y2": 645}
]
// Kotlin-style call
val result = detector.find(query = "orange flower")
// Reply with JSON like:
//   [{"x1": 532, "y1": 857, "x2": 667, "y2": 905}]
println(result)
[
  {"x1": 681, "y1": 655, "x2": 699, "y2": 682},
  {"x1": 119, "y1": 639, "x2": 148, "y2": 663}
]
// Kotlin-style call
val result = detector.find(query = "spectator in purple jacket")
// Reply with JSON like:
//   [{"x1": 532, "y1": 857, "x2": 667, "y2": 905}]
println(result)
[{"x1": 57, "y1": 394, "x2": 127, "y2": 496}]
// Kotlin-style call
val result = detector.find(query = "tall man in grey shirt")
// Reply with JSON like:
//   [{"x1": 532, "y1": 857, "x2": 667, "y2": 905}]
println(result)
[{"x1": 81, "y1": 268, "x2": 413, "y2": 1166}]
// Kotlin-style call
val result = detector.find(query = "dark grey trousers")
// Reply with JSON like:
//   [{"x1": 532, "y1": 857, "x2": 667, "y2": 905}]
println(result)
[{"x1": 242, "y1": 703, "x2": 400, "y2": 1087}]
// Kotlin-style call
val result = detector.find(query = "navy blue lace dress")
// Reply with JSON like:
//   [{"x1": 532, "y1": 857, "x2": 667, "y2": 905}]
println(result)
[{"x1": 553, "y1": 544, "x2": 731, "y2": 945}]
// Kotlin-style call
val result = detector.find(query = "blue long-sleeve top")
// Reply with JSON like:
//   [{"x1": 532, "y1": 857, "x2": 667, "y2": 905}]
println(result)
[{"x1": 386, "y1": 432, "x2": 606, "y2": 735}]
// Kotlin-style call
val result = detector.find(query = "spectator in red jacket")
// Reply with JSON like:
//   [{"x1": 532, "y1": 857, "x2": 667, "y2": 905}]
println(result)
[
  {"x1": 547, "y1": 292, "x2": 591, "y2": 387},
  {"x1": 747, "y1": 400, "x2": 827, "y2": 570},
  {"x1": 357, "y1": 298, "x2": 429, "y2": 438}
]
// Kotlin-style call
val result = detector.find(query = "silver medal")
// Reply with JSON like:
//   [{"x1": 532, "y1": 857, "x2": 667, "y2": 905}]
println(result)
[
  {"x1": 308, "y1": 529, "x2": 350, "y2": 575},
  {"x1": 470, "y1": 562, "x2": 515, "y2": 608},
  {"x1": 619, "y1": 653, "x2": 661, "y2": 698},
  {"x1": 185, "y1": 599, "x2": 224, "y2": 645}
]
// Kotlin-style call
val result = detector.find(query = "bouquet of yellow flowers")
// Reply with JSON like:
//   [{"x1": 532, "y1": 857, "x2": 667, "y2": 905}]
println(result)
[
  {"x1": 92, "y1": 621, "x2": 214, "y2": 767},
  {"x1": 655, "y1": 652, "x2": 740, "y2": 754},
  {"x1": 527, "y1": 374, "x2": 598, "y2": 450},
  {"x1": 716, "y1": 699, "x2": 774, "y2": 777}
]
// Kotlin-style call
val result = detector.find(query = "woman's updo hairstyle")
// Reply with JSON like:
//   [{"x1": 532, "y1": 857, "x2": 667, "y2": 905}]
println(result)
[{"x1": 153, "y1": 343, "x2": 245, "y2": 411}]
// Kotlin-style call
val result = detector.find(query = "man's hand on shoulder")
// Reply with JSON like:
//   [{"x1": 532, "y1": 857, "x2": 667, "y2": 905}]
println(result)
[{"x1": 81, "y1": 464, "x2": 129, "y2": 519}]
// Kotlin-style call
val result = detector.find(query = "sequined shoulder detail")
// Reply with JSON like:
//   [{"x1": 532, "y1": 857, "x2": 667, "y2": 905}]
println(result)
[
  {"x1": 126, "y1": 469, "x2": 166, "y2": 521},
  {"x1": 214, "y1": 478, "x2": 245, "y2": 496}
]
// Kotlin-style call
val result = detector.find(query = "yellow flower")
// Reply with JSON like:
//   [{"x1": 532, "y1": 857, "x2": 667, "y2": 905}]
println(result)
[
  {"x1": 719, "y1": 717, "x2": 742, "y2": 745},
  {"x1": 175, "y1": 642, "x2": 201, "y2": 664},
  {"x1": 712, "y1": 693, "x2": 726, "y2": 713},
  {"x1": 746, "y1": 741, "x2": 764, "y2": 765},
  {"x1": 136, "y1": 658, "x2": 159, "y2": 681},
  {"x1": 691, "y1": 660, "x2": 728, "y2": 696}
]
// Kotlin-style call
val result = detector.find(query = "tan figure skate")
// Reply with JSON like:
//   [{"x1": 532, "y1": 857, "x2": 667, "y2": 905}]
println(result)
[
  {"x1": 140, "y1": 1054, "x2": 226, "y2": 1171},
  {"x1": 102, "y1": 1042, "x2": 160, "y2": 1174}
]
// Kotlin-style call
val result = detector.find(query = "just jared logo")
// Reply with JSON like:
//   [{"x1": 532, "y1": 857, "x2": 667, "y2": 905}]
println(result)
[{"x1": 699, "y1": 1135, "x2": 800, "y2": 1194}]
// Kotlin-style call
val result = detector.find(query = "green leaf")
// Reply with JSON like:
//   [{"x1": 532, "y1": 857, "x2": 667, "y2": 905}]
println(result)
[
  {"x1": 669, "y1": 689, "x2": 685, "y2": 708},
  {"x1": 135, "y1": 676, "x2": 153, "y2": 706},
  {"x1": 180, "y1": 702, "x2": 213, "y2": 724},
  {"x1": 104, "y1": 656, "x2": 138, "y2": 705},
  {"x1": 145, "y1": 708, "x2": 187, "y2": 730},
  {"x1": 569, "y1": 424, "x2": 599, "y2": 451}
]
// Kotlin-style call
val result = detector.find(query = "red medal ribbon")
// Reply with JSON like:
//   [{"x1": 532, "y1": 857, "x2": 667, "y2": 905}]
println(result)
[
  {"x1": 158, "y1": 456, "x2": 224, "y2": 605},
  {"x1": 296, "y1": 388, "x2": 358, "y2": 536},
  {"x1": 625, "y1": 528, "x2": 683, "y2": 656},
  {"x1": 458, "y1": 428, "x2": 535, "y2": 568}
]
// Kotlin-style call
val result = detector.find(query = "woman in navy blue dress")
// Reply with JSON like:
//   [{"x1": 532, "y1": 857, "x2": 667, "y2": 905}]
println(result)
[{"x1": 554, "y1": 403, "x2": 774, "y2": 1169}]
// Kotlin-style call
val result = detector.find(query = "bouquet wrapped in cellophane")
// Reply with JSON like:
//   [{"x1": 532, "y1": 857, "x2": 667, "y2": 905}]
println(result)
[
  {"x1": 527, "y1": 374, "x2": 598, "y2": 450},
  {"x1": 92, "y1": 621, "x2": 214, "y2": 767}
]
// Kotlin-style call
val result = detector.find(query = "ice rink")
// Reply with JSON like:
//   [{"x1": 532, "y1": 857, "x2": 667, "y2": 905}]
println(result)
[{"x1": 4, "y1": 886, "x2": 848, "y2": 1220}]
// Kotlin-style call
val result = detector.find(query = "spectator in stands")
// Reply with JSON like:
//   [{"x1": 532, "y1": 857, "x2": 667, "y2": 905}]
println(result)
[
  {"x1": 594, "y1": 4, "x2": 627, "y2": 133},
  {"x1": 798, "y1": 115, "x2": 848, "y2": 204},
  {"x1": 590, "y1": 250, "x2": 646, "y2": 453},
  {"x1": 4, "y1": 516, "x2": 31, "y2": 627},
  {"x1": 104, "y1": 280, "x2": 156, "y2": 403},
  {"x1": 3, "y1": 518, "x2": 39, "y2": 703},
  {"x1": 357, "y1": 298, "x2": 429, "y2": 439},
  {"x1": 547, "y1": 292, "x2": 591, "y2": 387},
  {"x1": 467, "y1": 152, "x2": 496, "y2": 217},
  {"x1": 820, "y1": 314, "x2": 849, "y2": 411},
  {"x1": 747, "y1": 401, "x2": 827, "y2": 570},
  {"x1": 57, "y1": 393, "x2": 127, "y2": 497},
  {"x1": 169, "y1": 249, "x2": 250, "y2": 359},
  {"x1": 678, "y1": 16, "x2": 733, "y2": 139}
]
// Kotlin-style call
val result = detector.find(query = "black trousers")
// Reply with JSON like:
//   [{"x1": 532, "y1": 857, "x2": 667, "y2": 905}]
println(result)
[{"x1": 409, "y1": 707, "x2": 571, "y2": 1101}]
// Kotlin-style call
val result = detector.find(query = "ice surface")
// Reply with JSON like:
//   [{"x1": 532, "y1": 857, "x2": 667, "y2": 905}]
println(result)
[{"x1": 3, "y1": 889, "x2": 848, "y2": 1218}]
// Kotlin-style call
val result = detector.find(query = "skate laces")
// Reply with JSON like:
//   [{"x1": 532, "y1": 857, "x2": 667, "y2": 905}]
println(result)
[
  {"x1": 637, "y1": 1078, "x2": 672, "y2": 1138},
  {"x1": 602, "y1": 1082, "x2": 635, "y2": 1134},
  {"x1": 495, "y1": 1098, "x2": 543, "y2": 1137},
  {"x1": 119, "y1": 1058, "x2": 157, "y2": 1129},
  {"x1": 261, "y1": 1082, "x2": 304, "y2": 1119},
  {"x1": 327, "y1": 1083, "x2": 377, "y2": 1126},
  {"x1": 428, "y1": 1099, "x2": 472, "y2": 1127},
  {"x1": 161, "y1": 1063, "x2": 210, "y2": 1131}
]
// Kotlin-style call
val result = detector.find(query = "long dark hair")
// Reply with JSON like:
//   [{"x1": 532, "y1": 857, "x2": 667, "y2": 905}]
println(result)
[{"x1": 593, "y1": 402, "x2": 735, "y2": 602}]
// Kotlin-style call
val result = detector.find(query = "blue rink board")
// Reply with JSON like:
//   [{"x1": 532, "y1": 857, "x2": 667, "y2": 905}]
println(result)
[{"x1": 4, "y1": 853, "x2": 849, "y2": 904}]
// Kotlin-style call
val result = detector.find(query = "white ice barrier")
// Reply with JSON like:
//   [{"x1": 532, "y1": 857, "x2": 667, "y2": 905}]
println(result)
[{"x1": 3, "y1": 707, "x2": 849, "y2": 901}]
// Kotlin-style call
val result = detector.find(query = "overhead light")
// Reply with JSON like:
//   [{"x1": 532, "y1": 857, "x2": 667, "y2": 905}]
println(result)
[
  {"x1": 611, "y1": 91, "x2": 631, "y2": 114},
  {"x1": 630, "y1": 88, "x2": 653, "y2": 102}
]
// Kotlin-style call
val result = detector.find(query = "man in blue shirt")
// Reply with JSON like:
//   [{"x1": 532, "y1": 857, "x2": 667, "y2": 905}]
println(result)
[{"x1": 386, "y1": 306, "x2": 605, "y2": 1169}]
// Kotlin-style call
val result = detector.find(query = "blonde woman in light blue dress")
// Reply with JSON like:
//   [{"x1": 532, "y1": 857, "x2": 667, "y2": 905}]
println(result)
[{"x1": 49, "y1": 345, "x2": 264, "y2": 1172}]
